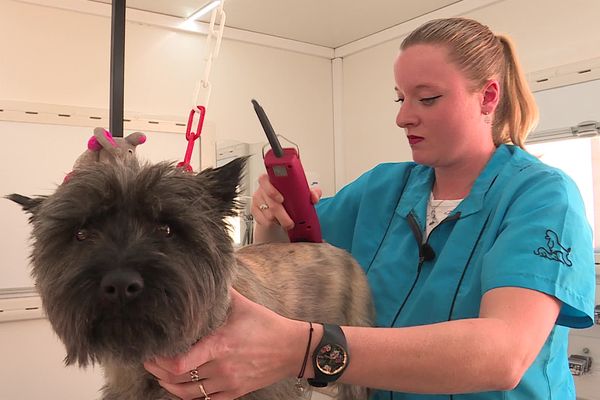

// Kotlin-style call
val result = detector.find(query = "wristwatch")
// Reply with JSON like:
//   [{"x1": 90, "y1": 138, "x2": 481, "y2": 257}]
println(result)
[{"x1": 307, "y1": 324, "x2": 350, "y2": 387}]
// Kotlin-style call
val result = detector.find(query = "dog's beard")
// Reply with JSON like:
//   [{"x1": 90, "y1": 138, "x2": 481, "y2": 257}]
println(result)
[{"x1": 40, "y1": 253, "x2": 232, "y2": 367}]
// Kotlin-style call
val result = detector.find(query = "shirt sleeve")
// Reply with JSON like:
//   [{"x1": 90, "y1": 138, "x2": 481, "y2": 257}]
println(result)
[
  {"x1": 316, "y1": 169, "x2": 375, "y2": 253},
  {"x1": 481, "y1": 166, "x2": 596, "y2": 328}
]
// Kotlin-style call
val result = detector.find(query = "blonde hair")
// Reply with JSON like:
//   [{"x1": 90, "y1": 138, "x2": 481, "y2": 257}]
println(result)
[{"x1": 401, "y1": 18, "x2": 538, "y2": 148}]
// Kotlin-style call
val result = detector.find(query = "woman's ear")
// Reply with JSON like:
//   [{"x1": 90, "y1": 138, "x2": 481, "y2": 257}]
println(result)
[{"x1": 481, "y1": 79, "x2": 500, "y2": 115}]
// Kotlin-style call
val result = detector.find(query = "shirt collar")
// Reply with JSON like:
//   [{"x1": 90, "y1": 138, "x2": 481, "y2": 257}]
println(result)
[{"x1": 396, "y1": 144, "x2": 514, "y2": 219}]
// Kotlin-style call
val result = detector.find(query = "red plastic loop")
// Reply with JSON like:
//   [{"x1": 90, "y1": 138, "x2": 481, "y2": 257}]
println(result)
[
  {"x1": 186, "y1": 106, "x2": 206, "y2": 141},
  {"x1": 176, "y1": 160, "x2": 194, "y2": 172},
  {"x1": 178, "y1": 106, "x2": 206, "y2": 172}
]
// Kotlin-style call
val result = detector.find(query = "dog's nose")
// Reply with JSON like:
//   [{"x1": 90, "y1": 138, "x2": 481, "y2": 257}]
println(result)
[{"x1": 100, "y1": 269, "x2": 144, "y2": 302}]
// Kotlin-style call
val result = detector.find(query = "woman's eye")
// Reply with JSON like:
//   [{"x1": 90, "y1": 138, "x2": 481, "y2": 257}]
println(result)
[
  {"x1": 157, "y1": 224, "x2": 173, "y2": 238},
  {"x1": 394, "y1": 97, "x2": 404, "y2": 103},
  {"x1": 420, "y1": 95, "x2": 442, "y2": 105}
]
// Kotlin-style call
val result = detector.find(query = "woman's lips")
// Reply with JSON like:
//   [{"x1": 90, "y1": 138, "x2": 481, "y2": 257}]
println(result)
[{"x1": 407, "y1": 135, "x2": 424, "y2": 145}]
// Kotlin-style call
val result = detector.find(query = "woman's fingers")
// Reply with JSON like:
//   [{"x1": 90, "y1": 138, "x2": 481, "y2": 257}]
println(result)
[
  {"x1": 310, "y1": 187, "x2": 322, "y2": 204},
  {"x1": 251, "y1": 191, "x2": 277, "y2": 226},
  {"x1": 144, "y1": 360, "x2": 193, "y2": 384},
  {"x1": 257, "y1": 174, "x2": 284, "y2": 203},
  {"x1": 158, "y1": 377, "x2": 218, "y2": 400},
  {"x1": 144, "y1": 290, "x2": 301, "y2": 400},
  {"x1": 252, "y1": 174, "x2": 294, "y2": 230}
]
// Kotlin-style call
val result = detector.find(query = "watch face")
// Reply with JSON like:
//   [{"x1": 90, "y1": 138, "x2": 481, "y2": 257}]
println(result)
[{"x1": 315, "y1": 343, "x2": 348, "y2": 375}]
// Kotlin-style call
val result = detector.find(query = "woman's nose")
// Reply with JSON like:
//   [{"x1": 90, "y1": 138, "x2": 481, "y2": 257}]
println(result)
[{"x1": 396, "y1": 102, "x2": 417, "y2": 128}]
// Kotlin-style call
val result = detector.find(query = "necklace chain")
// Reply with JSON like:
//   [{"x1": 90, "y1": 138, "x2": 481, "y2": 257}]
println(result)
[{"x1": 428, "y1": 199, "x2": 451, "y2": 226}]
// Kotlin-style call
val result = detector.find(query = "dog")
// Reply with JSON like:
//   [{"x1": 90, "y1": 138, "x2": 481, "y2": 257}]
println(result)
[{"x1": 8, "y1": 157, "x2": 374, "y2": 400}]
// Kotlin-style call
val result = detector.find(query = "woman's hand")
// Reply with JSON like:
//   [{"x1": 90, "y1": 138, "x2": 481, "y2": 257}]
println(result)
[
  {"x1": 144, "y1": 289, "x2": 309, "y2": 400},
  {"x1": 252, "y1": 173, "x2": 322, "y2": 230}
]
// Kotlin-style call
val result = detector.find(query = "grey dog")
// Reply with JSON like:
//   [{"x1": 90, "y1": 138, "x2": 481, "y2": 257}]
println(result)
[{"x1": 8, "y1": 157, "x2": 374, "y2": 400}]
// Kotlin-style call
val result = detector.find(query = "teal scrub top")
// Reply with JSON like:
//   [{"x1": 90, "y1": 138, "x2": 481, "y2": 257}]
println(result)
[{"x1": 316, "y1": 145, "x2": 596, "y2": 400}]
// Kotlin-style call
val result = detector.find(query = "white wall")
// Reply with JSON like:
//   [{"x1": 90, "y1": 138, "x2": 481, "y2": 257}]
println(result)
[
  {"x1": 0, "y1": 0, "x2": 335, "y2": 286},
  {"x1": 339, "y1": 0, "x2": 600, "y2": 183},
  {"x1": 534, "y1": 79, "x2": 600, "y2": 131},
  {"x1": 1, "y1": 0, "x2": 599, "y2": 399},
  {"x1": 0, "y1": 3, "x2": 333, "y2": 396},
  {"x1": 0, "y1": 318, "x2": 105, "y2": 399},
  {"x1": 0, "y1": 0, "x2": 335, "y2": 193},
  {"x1": 468, "y1": 0, "x2": 600, "y2": 73},
  {"x1": 341, "y1": 40, "x2": 412, "y2": 183}
]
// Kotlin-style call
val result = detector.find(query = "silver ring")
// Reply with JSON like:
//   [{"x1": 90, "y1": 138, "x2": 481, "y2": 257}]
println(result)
[
  {"x1": 189, "y1": 368, "x2": 200, "y2": 382},
  {"x1": 198, "y1": 381, "x2": 210, "y2": 400},
  {"x1": 258, "y1": 203, "x2": 269, "y2": 211}
]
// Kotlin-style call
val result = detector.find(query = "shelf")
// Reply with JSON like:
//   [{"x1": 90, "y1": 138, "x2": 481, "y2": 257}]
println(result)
[{"x1": 0, "y1": 289, "x2": 44, "y2": 323}]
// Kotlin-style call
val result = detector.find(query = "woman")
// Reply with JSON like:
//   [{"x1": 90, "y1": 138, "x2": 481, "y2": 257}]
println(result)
[{"x1": 146, "y1": 17, "x2": 595, "y2": 400}]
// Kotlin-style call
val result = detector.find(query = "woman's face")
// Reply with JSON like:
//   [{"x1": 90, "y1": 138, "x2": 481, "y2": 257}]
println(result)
[{"x1": 393, "y1": 44, "x2": 495, "y2": 168}]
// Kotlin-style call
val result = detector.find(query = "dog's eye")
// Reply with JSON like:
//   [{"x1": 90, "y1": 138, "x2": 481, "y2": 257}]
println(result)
[
  {"x1": 157, "y1": 224, "x2": 173, "y2": 237},
  {"x1": 75, "y1": 229, "x2": 88, "y2": 241}
]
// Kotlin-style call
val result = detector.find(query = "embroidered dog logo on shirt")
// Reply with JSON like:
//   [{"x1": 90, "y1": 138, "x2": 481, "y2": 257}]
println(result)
[{"x1": 534, "y1": 229, "x2": 572, "y2": 266}]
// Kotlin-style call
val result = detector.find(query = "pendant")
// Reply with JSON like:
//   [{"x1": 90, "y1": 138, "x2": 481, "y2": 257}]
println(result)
[{"x1": 428, "y1": 209, "x2": 438, "y2": 226}]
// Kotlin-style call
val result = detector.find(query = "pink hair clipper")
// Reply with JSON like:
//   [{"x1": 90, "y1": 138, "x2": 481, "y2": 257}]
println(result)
[{"x1": 252, "y1": 99, "x2": 322, "y2": 243}]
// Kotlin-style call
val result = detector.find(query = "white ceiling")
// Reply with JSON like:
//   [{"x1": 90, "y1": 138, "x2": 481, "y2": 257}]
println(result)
[
  {"x1": 92, "y1": 0, "x2": 459, "y2": 48},
  {"x1": 88, "y1": 0, "x2": 600, "y2": 85}
]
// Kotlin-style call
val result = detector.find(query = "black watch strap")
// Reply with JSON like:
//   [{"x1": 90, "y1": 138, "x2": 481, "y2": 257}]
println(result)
[{"x1": 307, "y1": 324, "x2": 349, "y2": 387}]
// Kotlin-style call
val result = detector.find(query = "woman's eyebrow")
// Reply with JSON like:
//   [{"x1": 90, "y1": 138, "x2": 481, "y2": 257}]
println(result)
[{"x1": 394, "y1": 83, "x2": 441, "y2": 92}]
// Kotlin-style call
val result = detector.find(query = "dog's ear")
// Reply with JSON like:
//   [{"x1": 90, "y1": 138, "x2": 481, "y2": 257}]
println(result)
[
  {"x1": 6, "y1": 194, "x2": 45, "y2": 214},
  {"x1": 196, "y1": 156, "x2": 248, "y2": 215}
]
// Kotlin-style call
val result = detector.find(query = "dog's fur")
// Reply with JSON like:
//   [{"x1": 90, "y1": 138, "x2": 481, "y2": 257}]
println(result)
[{"x1": 8, "y1": 157, "x2": 374, "y2": 400}]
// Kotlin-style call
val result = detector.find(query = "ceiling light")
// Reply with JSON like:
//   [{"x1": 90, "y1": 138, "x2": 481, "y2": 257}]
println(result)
[{"x1": 185, "y1": 0, "x2": 222, "y2": 22}]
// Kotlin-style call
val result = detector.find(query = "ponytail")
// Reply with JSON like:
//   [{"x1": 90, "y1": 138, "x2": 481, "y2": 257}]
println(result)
[{"x1": 493, "y1": 35, "x2": 539, "y2": 147}]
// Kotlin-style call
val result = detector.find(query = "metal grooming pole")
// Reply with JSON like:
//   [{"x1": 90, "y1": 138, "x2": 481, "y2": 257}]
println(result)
[{"x1": 109, "y1": 0, "x2": 126, "y2": 138}]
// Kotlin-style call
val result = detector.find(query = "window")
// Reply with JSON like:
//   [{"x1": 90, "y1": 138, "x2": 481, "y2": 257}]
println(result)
[
  {"x1": 531, "y1": 78, "x2": 600, "y2": 259},
  {"x1": 527, "y1": 137, "x2": 599, "y2": 253}
]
